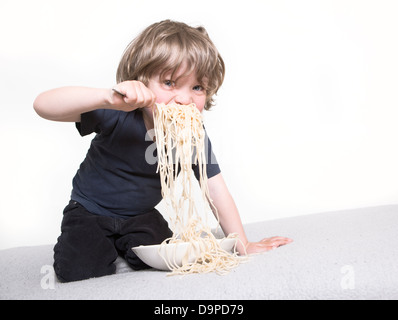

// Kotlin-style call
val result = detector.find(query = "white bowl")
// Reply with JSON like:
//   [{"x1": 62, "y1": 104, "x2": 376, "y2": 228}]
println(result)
[{"x1": 132, "y1": 238, "x2": 236, "y2": 271}]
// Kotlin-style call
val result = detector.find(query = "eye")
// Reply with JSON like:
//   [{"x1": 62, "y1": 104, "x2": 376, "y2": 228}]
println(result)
[
  {"x1": 163, "y1": 80, "x2": 175, "y2": 87},
  {"x1": 193, "y1": 85, "x2": 204, "y2": 92}
]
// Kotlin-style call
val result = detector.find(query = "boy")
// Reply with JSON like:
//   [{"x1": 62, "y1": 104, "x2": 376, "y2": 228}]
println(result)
[{"x1": 34, "y1": 20, "x2": 292, "y2": 282}]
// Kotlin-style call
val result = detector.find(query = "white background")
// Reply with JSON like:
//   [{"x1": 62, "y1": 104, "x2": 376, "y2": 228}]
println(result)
[{"x1": 1, "y1": 0, "x2": 398, "y2": 250}]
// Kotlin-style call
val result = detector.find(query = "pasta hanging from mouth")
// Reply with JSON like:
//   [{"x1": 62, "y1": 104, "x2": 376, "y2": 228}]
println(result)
[{"x1": 153, "y1": 102, "x2": 244, "y2": 275}]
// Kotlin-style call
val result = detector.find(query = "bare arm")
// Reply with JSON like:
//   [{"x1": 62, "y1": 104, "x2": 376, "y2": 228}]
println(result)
[
  {"x1": 33, "y1": 81, "x2": 156, "y2": 122},
  {"x1": 207, "y1": 173, "x2": 293, "y2": 255},
  {"x1": 33, "y1": 87, "x2": 110, "y2": 122},
  {"x1": 207, "y1": 173, "x2": 248, "y2": 253}
]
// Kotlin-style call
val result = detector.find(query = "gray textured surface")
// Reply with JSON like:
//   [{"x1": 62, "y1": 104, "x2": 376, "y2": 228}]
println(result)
[{"x1": 1, "y1": 205, "x2": 398, "y2": 299}]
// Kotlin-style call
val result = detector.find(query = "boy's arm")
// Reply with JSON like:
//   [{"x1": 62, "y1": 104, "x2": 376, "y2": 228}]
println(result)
[
  {"x1": 33, "y1": 87, "x2": 110, "y2": 122},
  {"x1": 33, "y1": 81, "x2": 156, "y2": 122},
  {"x1": 207, "y1": 173, "x2": 293, "y2": 255}
]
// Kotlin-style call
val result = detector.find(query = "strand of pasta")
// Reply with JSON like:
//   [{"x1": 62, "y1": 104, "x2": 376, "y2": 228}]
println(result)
[{"x1": 153, "y1": 103, "x2": 245, "y2": 275}]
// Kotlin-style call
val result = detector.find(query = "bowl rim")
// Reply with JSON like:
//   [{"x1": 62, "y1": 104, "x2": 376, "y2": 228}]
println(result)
[{"x1": 132, "y1": 237, "x2": 236, "y2": 251}]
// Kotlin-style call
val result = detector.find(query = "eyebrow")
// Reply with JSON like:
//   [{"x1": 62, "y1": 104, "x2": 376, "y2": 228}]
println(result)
[{"x1": 158, "y1": 72, "x2": 208, "y2": 86}]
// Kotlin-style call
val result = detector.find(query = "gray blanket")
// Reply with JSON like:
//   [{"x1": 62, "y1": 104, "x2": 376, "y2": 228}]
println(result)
[{"x1": 1, "y1": 205, "x2": 397, "y2": 300}]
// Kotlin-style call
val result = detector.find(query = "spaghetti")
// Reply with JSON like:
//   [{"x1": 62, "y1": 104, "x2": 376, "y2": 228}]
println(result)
[{"x1": 153, "y1": 102, "x2": 244, "y2": 275}]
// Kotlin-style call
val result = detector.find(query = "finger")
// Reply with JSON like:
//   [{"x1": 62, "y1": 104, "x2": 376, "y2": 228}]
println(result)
[
  {"x1": 109, "y1": 86, "x2": 132, "y2": 112},
  {"x1": 252, "y1": 242, "x2": 276, "y2": 250},
  {"x1": 261, "y1": 236, "x2": 291, "y2": 241},
  {"x1": 149, "y1": 89, "x2": 157, "y2": 106},
  {"x1": 254, "y1": 244, "x2": 276, "y2": 253},
  {"x1": 112, "y1": 85, "x2": 126, "y2": 96},
  {"x1": 125, "y1": 82, "x2": 143, "y2": 107},
  {"x1": 258, "y1": 239, "x2": 292, "y2": 249},
  {"x1": 270, "y1": 239, "x2": 292, "y2": 247},
  {"x1": 260, "y1": 236, "x2": 293, "y2": 244},
  {"x1": 139, "y1": 82, "x2": 157, "y2": 108}
]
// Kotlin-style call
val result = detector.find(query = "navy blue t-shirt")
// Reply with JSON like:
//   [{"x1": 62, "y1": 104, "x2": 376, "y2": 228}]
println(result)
[{"x1": 71, "y1": 109, "x2": 220, "y2": 219}]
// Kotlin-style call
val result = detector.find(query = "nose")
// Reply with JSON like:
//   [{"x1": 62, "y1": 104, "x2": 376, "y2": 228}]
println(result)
[{"x1": 174, "y1": 90, "x2": 192, "y2": 106}]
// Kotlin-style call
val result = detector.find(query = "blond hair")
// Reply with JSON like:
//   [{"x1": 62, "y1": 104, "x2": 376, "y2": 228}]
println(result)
[{"x1": 116, "y1": 20, "x2": 225, "y2": 110}]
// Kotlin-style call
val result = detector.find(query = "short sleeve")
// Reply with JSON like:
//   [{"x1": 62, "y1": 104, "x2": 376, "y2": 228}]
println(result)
[
  {"x1": 192, "y1": 131, "x2": 221, "y2": 180},
  {"x1": 75, "y1": 109, "x2": 119, "y2": 136}
]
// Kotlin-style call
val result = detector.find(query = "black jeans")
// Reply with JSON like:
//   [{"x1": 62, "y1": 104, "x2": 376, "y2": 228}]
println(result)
[{"x1": 53, "y1": 201, "x2": 173, "y2": 282}]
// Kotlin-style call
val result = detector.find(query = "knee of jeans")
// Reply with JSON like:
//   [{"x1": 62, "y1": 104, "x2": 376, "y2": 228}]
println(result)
[
  {"x1": 53, "y1": 243, "x2": 117, "y2": 282},
  {"x1": 124, "y1": 251, "x2": 151, "y2": 271},
  {"x1": 53, "y1": 257, "x2": 116, "y2": 283},
  {"x1": 53, "y1": 259, "x2": 71, "y2": 283}
]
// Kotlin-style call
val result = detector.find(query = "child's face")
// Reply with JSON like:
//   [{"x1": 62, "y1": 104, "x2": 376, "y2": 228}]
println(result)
[{"x1": 147, "y1": 66, "x2": 207, "y2": 112}]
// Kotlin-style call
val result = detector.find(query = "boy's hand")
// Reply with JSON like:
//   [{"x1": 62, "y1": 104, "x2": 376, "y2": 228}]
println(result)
[
  {"x1": 110, "y1": 80, "x2": 156, "y2": 112},
  {"x1": 244, "y1": 236, "x2": 293, "y2": 255}
]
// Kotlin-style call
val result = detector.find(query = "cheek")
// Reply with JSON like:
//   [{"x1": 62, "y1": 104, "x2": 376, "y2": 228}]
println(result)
[
  {"x1": 195, "y1": 104, "x2": 205, "y2": 113},
  {"x1": 193, "y1": 96, "x2": 206, "y2": 113},
  {"x1": 153, "y1": 91, "x2": 169, "y2": 104},
  {"x1": 146, "y1": 81, "x2": 167, "y2": 103}
]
